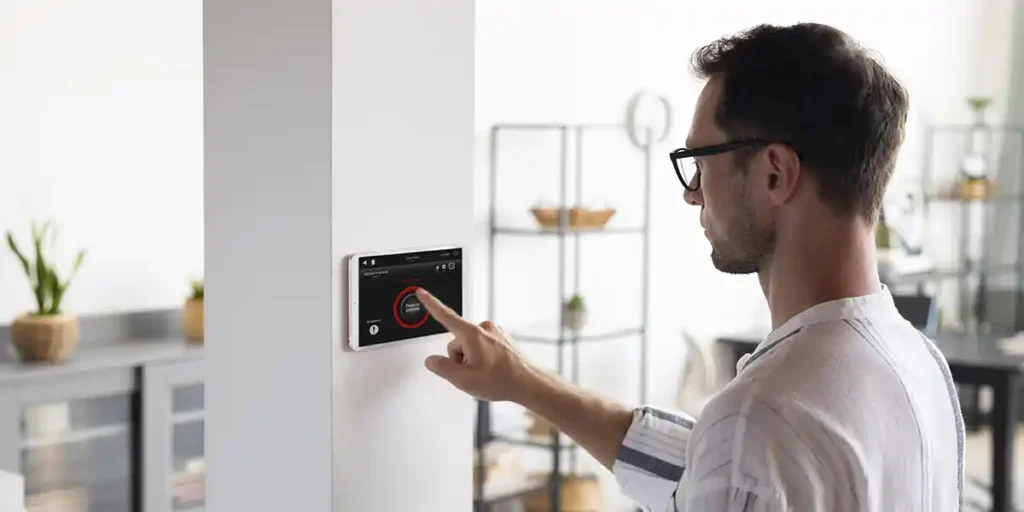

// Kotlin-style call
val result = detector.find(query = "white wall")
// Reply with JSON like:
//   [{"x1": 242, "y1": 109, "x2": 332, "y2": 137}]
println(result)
[
  {"x1": 473, "y1": 0, "x2": 1019, "y2": 507},
  {"x1": 204, "y1": 0, "x2": 334, "y2": 509},
  {"x1": 0, "y1": 0, "x2": 204, "y2": 321},
  {"x1": 330, "y1": 1, "x2": 476, "y2": 511}
]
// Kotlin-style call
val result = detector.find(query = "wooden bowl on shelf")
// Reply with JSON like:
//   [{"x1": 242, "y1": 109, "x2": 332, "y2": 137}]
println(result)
[
  {"x1": 526, "y1": 411, "x2": 557, "y2": 439},
  {"x1": 523, "y1": 474, "x2": 604, "y2": 512},
  {"x1": 956, "y1": 178, "x2": 995, "y2": 201},
  {"x1": 530, "y1": 207, "x2": 615, "y2": 231}
]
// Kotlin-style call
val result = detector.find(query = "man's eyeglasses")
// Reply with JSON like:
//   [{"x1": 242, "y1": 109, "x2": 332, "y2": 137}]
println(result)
[{"x1": 668, "y1": 139, "x2": 770, "y2": 192}]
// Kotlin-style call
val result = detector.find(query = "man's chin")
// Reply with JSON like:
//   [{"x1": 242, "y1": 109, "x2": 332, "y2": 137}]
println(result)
[{"x1": 710, "y1": 250, "x2": 759, "y2": 275}]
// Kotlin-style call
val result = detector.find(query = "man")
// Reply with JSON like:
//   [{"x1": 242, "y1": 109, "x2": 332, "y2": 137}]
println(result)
[{"x1": 417, "y1": 22, "x2": 964, "y2": 511}]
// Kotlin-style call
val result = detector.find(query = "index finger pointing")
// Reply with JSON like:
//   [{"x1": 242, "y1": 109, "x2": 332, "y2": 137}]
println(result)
[{"x1": 416, "y1": 288, "x2": 474, "y2": 334}]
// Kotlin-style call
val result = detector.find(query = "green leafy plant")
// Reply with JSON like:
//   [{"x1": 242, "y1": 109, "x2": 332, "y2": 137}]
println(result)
[
  {"x1": 967, "y1": 96, "x2": 993, "y2": 112},
  {"x1": 565, "y1": 293, "x2": 586, "y2": 311},
  {"x1": 6, "y1": 221, "x2": 86, "y2": 316},
  {"x1": 190, "y1": 279, "x2": 204, "y2": 300},
  {"x1": 875, "y1": 221, "x2": 892, "y2": 250}
]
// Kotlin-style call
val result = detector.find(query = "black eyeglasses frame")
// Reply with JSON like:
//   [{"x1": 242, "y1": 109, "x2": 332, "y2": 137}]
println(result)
[{"x1": 668, "y1": 138, "x2": 773, "y2": 191}]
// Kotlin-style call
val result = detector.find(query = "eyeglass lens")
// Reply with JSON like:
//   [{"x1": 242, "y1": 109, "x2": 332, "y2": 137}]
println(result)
[{"x1": 675, "y1": 156, "x2": 700, "y2": 189}]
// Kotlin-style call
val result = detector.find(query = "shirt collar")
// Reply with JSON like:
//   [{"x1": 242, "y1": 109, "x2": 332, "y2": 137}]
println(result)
[{"x1": 736, "y1": 284, "x2": 901, "y2": 373}]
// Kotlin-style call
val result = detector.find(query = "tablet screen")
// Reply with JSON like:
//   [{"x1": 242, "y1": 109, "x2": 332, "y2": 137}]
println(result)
[{"x1": 356, "y1": 248, "x2": 462, "y2": 347}]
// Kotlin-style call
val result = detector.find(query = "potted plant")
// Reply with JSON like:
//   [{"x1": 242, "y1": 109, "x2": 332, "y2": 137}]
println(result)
[
  {"x1": 957, "y1": 96, "x2": 996, "y2": 200},
  {"x1": 875, "y1": 212, "x2": 899, "y2": 285},
  {"x1": 5, "y1": 221, "x2": 86, "y2": 362},
  {"x1": 182, "y1": 279, "x2": 203, "y2": 343},
  {"x1": 562, "y1": 293, "x2": 587, "y2": 332}
]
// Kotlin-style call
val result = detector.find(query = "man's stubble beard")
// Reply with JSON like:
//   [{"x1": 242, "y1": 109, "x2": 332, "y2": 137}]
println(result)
[{"x1": 709, "y1": 198, "x2": 774, "y2": 275}]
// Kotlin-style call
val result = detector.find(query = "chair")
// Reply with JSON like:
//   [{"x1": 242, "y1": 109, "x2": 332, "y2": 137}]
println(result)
[
  {"x1": 675, "y1": 331, "x2": 720, "y2": 416},
  {"x1": 892, "y1": 293, "x2": 939, "y2": 337}
]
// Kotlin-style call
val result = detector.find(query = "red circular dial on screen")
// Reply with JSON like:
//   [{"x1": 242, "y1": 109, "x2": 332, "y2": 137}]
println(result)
[{"x1": 393, "y1": 286, "x2": 431, "y2": 328}]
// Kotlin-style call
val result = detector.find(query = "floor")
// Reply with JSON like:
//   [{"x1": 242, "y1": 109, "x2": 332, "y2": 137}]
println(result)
[{"x1": 965, "y1": 426, "x2": 1024, "y2": 511}]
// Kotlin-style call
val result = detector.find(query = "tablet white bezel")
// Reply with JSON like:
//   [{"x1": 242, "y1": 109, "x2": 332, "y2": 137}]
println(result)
[{"x1": 346, "y1": 244, "x2": 465, "y2": 352}]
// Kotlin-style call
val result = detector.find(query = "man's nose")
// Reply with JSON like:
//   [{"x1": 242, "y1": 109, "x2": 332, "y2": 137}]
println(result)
[{"x1": 683, "y1": 186, "x2": 703, "y2": 206}]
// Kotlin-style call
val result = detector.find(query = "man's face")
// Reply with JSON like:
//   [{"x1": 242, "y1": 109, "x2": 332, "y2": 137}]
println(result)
[{"x1": 683, "y1": 78, "x2": 775, "y2": 274}]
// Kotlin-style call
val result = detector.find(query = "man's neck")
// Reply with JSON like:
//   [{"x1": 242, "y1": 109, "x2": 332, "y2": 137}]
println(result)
[{"x1": 758, "y1": 218, "x2": 881, "y2": 331}]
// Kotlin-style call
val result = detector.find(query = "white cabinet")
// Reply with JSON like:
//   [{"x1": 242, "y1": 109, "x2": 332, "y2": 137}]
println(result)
[
  {"x1": 143, "y1": 359, "x2": 206, "y2": 512},
  {"x1": 0, "y1": 369, "x2": 139, "y2": 512}
]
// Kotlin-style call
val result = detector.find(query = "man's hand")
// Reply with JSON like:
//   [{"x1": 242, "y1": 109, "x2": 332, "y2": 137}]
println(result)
[
  {"x1": 415, "y1": 288, "x2": 537, "y2": 403},
  {"x1": 416, "y1": 287, "x2": 635, "y2": 470}
]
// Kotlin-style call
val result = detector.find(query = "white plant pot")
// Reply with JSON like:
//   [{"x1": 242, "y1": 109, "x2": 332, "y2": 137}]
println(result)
[
  {"x1": 877, "y1": 248, "x2": 898, "y2": 285},
  {"x1": 562, "y1": 308, "x2": 587, "y2": 331}
]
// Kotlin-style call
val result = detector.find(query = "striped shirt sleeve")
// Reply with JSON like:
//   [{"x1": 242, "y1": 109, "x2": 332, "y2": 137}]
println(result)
[{"x1": 611, "y1": 406, "x2": 695, "y2": 511}]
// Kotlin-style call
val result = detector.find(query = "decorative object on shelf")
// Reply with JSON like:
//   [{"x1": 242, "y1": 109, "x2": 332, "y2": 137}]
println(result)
[
  {"x1": 182, "y1": 279, "x2": 204, "y2": 343},
  {"x1": 875, "y1": 210, "x2": 899, "y2": 286},
  {"x1": 172, "y1": 457, "x2": 206, "y2": 507},
  {"x1": 5, "y1": 221, "x2": 86, "y2": 362},
  {"x1": 530, "y1": 206, "x2": 616, "y2": 231},
  {"x1": 625, "y1": 89, "x2": 673, "y2": 149},
  {"x1": 523, "y1": 474, "x2": 603, "y2": 512},
  {"x1": 472, "y1": 444, "x2": 523, "y2": 493},
  {"x1": 526, "y1": 411, "x2": 557, "y2": 439},
  {"x1": 562, "y1": 293, "x2": 587, "y2": 331},
  {"x1": 956, "y1": 96, "x2": 996, "y2": 201}
]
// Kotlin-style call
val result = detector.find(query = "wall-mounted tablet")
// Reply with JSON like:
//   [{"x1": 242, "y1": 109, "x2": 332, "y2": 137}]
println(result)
[{"x1": 347, "y1": 245, "x2": 463, "y2": 351}]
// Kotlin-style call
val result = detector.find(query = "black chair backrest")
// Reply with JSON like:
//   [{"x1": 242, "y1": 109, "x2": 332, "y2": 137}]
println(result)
[{"x1": 892, "y1": 294, "x2": 938, "y2": 336}]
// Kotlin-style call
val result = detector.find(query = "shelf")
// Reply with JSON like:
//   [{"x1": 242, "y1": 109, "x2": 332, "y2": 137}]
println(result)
[
  {"x1": 0, "y1": 338, "x2": 203, "y2": 385},
  {"x1": 492, "y1": 122, "x2": 625, "y2": 131},
  {"x1": 475, "y1": 474, "x2": 549, "y2": 504},
  {"x1": 507, "y1": 322, "x2": 643, "y2": 344},
  {"x1": 172, "y1": 410, "x2": 205, "y2": 426},
  {"x1": 21, "y1": 424, "x2": 129, "y2": 450},
  {"x1": 893, "y1": 263, "x2": 1020, "y2": 285},
  {"x1": 924, "y1": 194, "x2": 1023, "y2": 204},
  {"x1": 489, "y1": 430, "x2": 577, "y2": 450},
  {"x1": 494, "y1": 226, "x2": 645, "y2": 236}
]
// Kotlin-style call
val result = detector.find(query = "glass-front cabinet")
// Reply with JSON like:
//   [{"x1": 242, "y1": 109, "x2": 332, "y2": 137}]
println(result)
[
  {"x1": 143, "y1": 359, "x2": 206, "y2": 512},
  {"x1": 0, "y1": 369, "x2": 140, "y2": 512},
  {"x1": 0, "y1": 348, "x2": 204, "y2": 512}
]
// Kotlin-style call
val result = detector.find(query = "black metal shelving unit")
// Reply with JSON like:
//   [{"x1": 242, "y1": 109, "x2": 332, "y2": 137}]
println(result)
[
  {"x1": 894, "y1": 123, "x2": 1024, "y2": 436},
  {"x1": 906, "y1": 123, "x2": 1024, "y2": 333},
  {"x1": 473, "y1": 123, "x2": 653, "y2": 512}
]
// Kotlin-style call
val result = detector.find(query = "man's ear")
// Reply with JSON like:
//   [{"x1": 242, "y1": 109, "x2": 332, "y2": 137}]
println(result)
[{"x1": 763, "y1": 144, "x2": 801, "y2": 205}]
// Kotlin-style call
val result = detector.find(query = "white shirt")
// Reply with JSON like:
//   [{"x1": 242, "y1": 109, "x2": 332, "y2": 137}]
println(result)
[{"x1": 612, "y1": 286, "x2": 965, "y2": 511}]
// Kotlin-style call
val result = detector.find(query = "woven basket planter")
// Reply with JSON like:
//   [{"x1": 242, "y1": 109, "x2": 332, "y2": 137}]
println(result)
[
  {"x1": 182, "y1": 298, "x2": 204, "y2": 343},
  {"x1": 10, "y1": 314, "x2": 79, "y2": 362}
]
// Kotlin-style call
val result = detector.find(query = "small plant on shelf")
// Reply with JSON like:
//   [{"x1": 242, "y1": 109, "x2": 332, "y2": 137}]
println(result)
[
  {"x1": 5, "y1": 221, "x2": 86, "y2": 362},
  {"x1": 957, "y1": 96, "x2": 997, "y2": 200},
  {"x1": 875, "y1": 213, "x2": 899, "y2": 285},
  {"x1": 562, "y1": 293, "x2": 587, "y2": 332},
  {"x1": 182, "y1": 278, "x2": 204, "y2": 343}
]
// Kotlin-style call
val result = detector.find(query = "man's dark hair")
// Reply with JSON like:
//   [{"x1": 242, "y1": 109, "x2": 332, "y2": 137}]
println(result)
[{"x1": 691, "y1": 23, "x2": 909, "y2": 223}]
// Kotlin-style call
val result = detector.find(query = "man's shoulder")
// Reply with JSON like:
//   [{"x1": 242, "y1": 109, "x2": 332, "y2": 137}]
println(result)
[
  {"x1": 742, "y1": 317, "x2": 918, "y2": 381},
  {"x1": 692, "y1": 320, "x2": 889, "y2": 441}
]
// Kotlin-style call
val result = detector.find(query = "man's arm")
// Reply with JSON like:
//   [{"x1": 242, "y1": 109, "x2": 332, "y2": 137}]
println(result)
[
  {"x1": 414, "y1": 288, "x2": 694, "y2": 510},
  {"x1": 514, "y1": 364, "x2": 635, "y2": 469},
  {"x1": 516, "y1": 368, "x2": 695, "y2": 511}
]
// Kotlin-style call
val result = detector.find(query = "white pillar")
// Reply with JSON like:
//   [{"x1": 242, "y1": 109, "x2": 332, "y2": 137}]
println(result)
[{"x1": 204, "y1": 1, "x2": 475, "y2": 510}]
